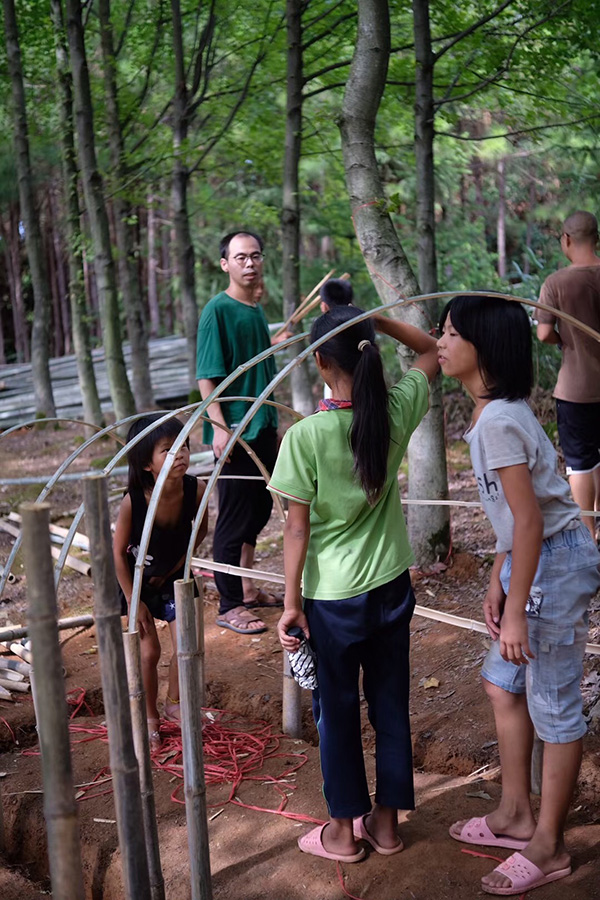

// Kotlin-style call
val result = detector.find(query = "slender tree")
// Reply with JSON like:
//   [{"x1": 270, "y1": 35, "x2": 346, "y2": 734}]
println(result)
[
  {"x1": 65, "y1": 0, "x2": 135, "y2": 423},
  {"x1": 282, "y1": 0, "x2": 313, "y2": 417},
  {"x1": 98, "y1": 0, "x2": 154, "y2": 410},
  {"x1": 50, "y1": 0, "x2": 103, "y2": 427},
  {"x1": 3, "y1": 0, "x2": 56, "y2": 417},
  {"x1": 339, "y1": 0, "x2": 449, "y2": 564}
]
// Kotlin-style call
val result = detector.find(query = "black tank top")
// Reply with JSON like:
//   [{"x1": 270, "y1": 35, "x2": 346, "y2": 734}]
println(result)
[{"x1": 122, "y1": 473, "x2": 198, "y2": 600}]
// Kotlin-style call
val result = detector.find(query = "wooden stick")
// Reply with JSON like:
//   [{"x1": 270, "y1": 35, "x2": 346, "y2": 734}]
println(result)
[
  {"x1": 123, "y1": 631, "x2": 165, "y2": 900},
  {"x1": 20, "y1": 502, "x2": 85, "y2": 900},
  {"x1": 290, "y1": 272, "x2": 351, "y2": 326},
  {"x1": 282, "y1": 653, "x2": 302, "y2": 739},
  {"x1": 83, "y1": 476, "x2": 151, "y2": 900},
  {"x1": 272, "y1": 268, "x2": 336, "y2": 339},
  {"x1": 175, "y1": 579, "x2": 212, "y2": 900},
  {"x1": 0, "y1": 518, "x2": 90, "y2": 576},
  {"x1": 0, "y1": 615, "x2": 94, "y2": 643}
]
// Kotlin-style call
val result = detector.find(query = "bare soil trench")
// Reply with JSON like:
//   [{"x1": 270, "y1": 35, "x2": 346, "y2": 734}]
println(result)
[{"x1": 0, "y1": 421, "x2": 599, "y2": 900}]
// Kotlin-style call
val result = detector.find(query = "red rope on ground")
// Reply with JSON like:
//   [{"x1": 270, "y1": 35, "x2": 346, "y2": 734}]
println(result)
[
  {"x1": 1, "y1": 716, "x2": 16, "y2": 742},
  {"x1": 66, "y1": 686, "x2": 96, "y2": 719}
]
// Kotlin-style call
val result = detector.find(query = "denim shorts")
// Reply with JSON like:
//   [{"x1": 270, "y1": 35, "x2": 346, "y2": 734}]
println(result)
[{"x1": 481, "y1": 522, "x2": 600, "y2": 744}]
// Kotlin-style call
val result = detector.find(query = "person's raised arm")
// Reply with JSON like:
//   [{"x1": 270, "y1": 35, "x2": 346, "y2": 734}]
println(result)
[
  {"x1": 374, "y1": 312, "x2": 439, "y2": 382},
  {"x1": 198, "y1": 378, "x2": 230, "y2": 459}
]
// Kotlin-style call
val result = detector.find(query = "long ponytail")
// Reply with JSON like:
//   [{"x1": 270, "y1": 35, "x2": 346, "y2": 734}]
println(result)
[{"x1": 311, "y1": 308, "x2": 389, "y2": 504}]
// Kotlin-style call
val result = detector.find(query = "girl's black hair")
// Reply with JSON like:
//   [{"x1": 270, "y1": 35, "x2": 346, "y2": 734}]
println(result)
[
  {"x1": 439, "y1": 295, "x2": 533, "y2": 400},
  {"x1": 311, "y1": 307, "x2": 389, "y2": 505},
  {"x1": 126, "y1": 414, "x2": 188, "y2": 493}
]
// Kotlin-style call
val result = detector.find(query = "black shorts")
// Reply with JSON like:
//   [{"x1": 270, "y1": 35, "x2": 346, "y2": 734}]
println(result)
[{"x1": 556, "y1": 399, "x2": 600, "y2": 474}]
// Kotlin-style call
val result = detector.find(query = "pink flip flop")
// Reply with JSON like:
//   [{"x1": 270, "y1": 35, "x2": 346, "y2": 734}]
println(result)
[
  {"x1": 482, "y1": 852, "x2": 572, "y2": 896},
  {"x1": 298, "y1": 824, "x2": 365, "y2": 863},
  {"x1": 353, "y1": 814, "x2": 404, "y2": 855},
  {"x1": 450, "y1": 816, "x2": 529, "y2": 851}
]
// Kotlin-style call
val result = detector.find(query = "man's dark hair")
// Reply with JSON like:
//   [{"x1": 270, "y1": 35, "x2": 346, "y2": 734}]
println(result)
[
  {"x1": 220, "y1": 230, "x2": 264, "y2": 259},
  {"x1": 321, "y1": 279, "x2": 353, "y2": 308},
  {"x1": 439, "y1": 295, "x2": 533, "y2": 401}
]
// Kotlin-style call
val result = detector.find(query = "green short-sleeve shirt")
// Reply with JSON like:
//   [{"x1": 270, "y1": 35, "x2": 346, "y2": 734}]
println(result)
[
  {"x1": 268, "y1": 368, "x2": 430, "y2": 599},
  {"x1": 196, "y1": 291, "x2": 278, "y2": 444}
]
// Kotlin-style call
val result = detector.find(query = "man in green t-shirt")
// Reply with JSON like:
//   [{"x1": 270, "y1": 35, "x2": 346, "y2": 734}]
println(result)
[{"x1": 196, "y1": 231, "x2": 287, "y2": 634}]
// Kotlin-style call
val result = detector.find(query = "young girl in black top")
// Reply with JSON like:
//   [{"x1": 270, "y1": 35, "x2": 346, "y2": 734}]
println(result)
[{"x1": 113, "y1": 414, "x2": 207, "y2": 750}]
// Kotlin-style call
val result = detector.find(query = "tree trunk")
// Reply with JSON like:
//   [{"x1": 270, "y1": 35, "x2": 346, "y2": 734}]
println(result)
[
  {"x1": 497, "y1": 157, "x2": 506, "y2": 278},
  {"x1": 49, "y1": 186, "x2": 72, "y2": 355},
  {"x1": 147, "y1": 194, "x2": 160, "y2": 338},
  {"x1": 282, "y1": 0, "x2": 314, "y2": 418},
  {"x1": 46, "y1": 201, "x2": 64, "y2": 357},
  {"x1": 51, "y1": 0, "x2": 103, "y2": 428},
  {"x1": 3, "y1": 0, "x2": 56, "y2": 416},
  {"x1": 98, "y1": 0, "x2": 154, "y2": 411},
  {"x1": 413, "y1": 0, "x2": 437, "y2": 295},
  {"x1": 65, "y1": 0, "x2": 135, "y2": 423},
  {"x1": 171, "y1": 0, "x2": 198, "y2": 393},
  {"x1": 0, "y1": 206, "x2": 29, "y2": 363},
  {"x1": 339, "y1": 0, "x2": 449, "y2": 564}
]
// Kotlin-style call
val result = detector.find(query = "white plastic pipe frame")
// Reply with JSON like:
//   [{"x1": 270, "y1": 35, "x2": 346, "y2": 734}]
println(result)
[{"x1": 1, "y1": 291, "x2": 598, "y2": 631}]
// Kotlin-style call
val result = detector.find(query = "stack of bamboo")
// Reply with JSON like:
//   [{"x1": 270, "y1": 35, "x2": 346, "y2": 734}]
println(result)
[
  {"x1": 0, "y1": 513, "x2": 91, "y2": 576},
  {"x1": 0, "y1": 638, "x2": 32, "y2": 701}
]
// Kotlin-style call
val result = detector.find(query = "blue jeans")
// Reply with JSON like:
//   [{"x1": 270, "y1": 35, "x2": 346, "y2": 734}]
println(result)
[{"x1": 304, "y1": 570, "x2": 415, "y2": 819}]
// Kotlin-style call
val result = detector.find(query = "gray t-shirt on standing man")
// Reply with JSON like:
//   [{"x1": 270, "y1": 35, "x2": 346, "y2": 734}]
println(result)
[{"x1": 464, "y1": 399, "x2": 579, "y2": 553}]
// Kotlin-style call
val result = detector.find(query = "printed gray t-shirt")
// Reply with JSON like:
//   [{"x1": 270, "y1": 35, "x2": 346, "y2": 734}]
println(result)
[{"x1": 464, "y1": 399, "x2": 579, "y2": 553}]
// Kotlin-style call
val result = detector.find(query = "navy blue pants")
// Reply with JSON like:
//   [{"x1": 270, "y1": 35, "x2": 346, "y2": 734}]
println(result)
[{"x1": 304, "y1": 570, "x2": 416, "y2": 819}]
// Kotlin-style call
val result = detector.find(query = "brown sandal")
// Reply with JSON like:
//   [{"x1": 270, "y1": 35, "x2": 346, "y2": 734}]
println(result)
[{"x1": 216, "y1": 605, "x2": 267, "y2": 634}]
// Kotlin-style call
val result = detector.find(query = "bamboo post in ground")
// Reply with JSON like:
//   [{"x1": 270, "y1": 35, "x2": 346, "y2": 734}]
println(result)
[
  {"x1": 123, "y1": 631, "x2": 165, "y2": 900},
  {"x1": 193, "y1": 575, "x2": 206, "y2": 709},
  {"x1": 175, "y1": 578, "x2": 212, "y2": 900},
  {"x1": 282, "y1": 652, "x2": 302, "y2": 738},
  {"x1": 20, "y1": 502, "x2": 85, "y2": 900},
  {"x1": 83, "y1": 475, "x2": 151, "y2": 900}
]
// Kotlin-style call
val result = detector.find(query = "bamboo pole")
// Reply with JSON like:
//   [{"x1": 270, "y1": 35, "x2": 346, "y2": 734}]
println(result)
[
  {"x1": 282, "y1": 652, "x2": 302, "y2": 739},
  {"x1": 82, "y1": 475, "x2": 152, "y2": 900},
  {"x1": 0, "y1": 616, "x2": 93, "y2": 643},
  {"x1": 123, "y1": 631, "x2": 165, "y2": 900},
  {"x1": 0, "y1": 677, "x2": 29, "y2": 692},
  {"x1": 272, "y1": 268, "x2": 336, "y2": 340},
  {"x1": 0, "y1": 656, "x2": 31, "y2": 676},
  {"x1": 193, "y1": 576, "x2": 206, "y2": 709},
  {"x1": 20, "y1": 502, "x2": 85, "y2": 900},
  {"x1": 175, "y1": 579, "x2": 212, "y2": 900}
]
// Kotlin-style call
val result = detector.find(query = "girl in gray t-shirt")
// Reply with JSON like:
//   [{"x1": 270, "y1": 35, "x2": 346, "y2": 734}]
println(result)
[{"x1": 437, "y1": 294, "x2": 600, "y2": 897}]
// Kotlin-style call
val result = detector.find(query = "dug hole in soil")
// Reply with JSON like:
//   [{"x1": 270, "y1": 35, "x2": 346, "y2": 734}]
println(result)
[{"x1": 0, "y1": 420, "x2": 599, "y2": 900}]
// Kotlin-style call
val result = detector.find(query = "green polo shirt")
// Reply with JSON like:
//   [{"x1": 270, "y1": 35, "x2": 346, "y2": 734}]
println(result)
[
  {"x1": 196, "y1": 291, "x2": 278, "y2": 444},
  {"x1": 268, "y1": 368, "x2": 430, "y2": 600}
]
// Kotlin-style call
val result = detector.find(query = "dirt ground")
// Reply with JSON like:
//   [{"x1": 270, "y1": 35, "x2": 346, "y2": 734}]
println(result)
[{"x1": 0, "y1": 418, "x2": 599, "y2": 900}]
